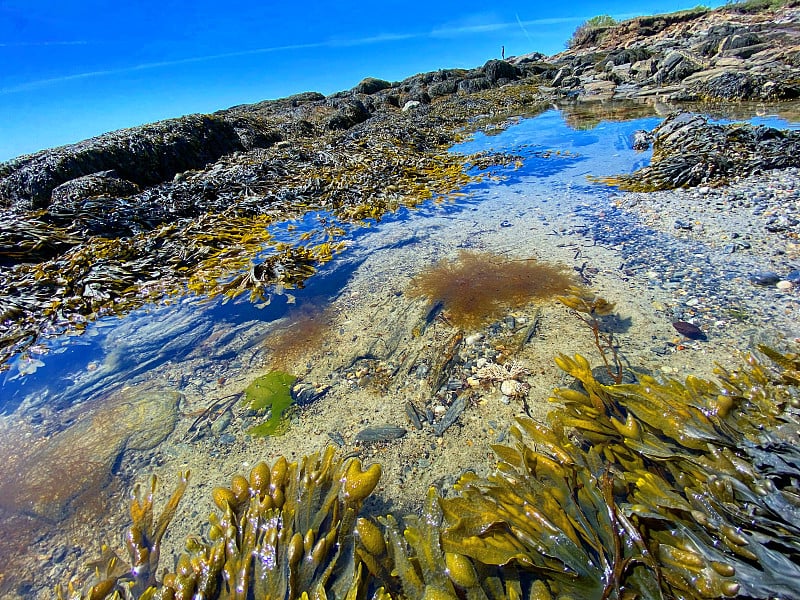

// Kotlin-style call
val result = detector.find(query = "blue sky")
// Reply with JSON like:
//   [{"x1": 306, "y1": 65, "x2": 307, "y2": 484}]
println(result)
[{"x1": 0, "y1": 1, "x2": 724, "y2": 162}]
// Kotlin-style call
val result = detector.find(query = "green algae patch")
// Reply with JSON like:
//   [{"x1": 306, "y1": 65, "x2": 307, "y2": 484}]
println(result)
[{"x1": 243, "y1": 370, "x2": 297, "y2": 436}]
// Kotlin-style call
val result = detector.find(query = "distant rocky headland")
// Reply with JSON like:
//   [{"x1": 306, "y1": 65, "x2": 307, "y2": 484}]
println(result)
[{"x1": 1, "y1": 1, "x2": 799, "y2": 368}]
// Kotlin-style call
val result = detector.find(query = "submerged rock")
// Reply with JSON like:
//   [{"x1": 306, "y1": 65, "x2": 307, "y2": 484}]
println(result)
[
  {"x1": 750, "y1": 271, "x2": 781, "y2": 286},
  {"x1": 0, "y1": 385, "x2": 179, "y2": 522}
]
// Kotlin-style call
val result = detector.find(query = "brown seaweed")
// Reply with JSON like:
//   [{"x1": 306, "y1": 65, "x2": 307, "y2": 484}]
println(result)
[
  {"x1": 61, "y1": 342, "x2": 800, "y2": 600},
  {"x1": 408, "y1": 252, "x2": 575, "y2": 329},
  {"x1": 2, "y1": 85, "x2": 549, "y2": 371}
]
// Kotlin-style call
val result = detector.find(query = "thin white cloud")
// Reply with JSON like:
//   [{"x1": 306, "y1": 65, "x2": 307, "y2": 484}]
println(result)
[
  {"x1": 0, "y1": 15, "x2": 589, "y2": 95},
  {"x1": 0, "y1": 40, "x2": 88, "y2": 47},
  {"x1": 330, "y1": 32, "x2": 421, "y2": 47},
  {"x1": 0, "y1": 41, "x2": 328, "y2": 94},
  {"x1": 431, "y1": 15, "x2": 585, "y2": 38}
]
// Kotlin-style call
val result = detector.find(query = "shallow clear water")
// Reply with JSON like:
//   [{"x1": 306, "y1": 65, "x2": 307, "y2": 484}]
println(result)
[
  {"x1": 1, "y1": 109, "x2": 657, "y2": 408},
  {"x1": 2, "y1": 106, "x2": 799, "y2": 595},
  {"x1": 5, "y1": 108, "x2": 800, "y2": 407}
]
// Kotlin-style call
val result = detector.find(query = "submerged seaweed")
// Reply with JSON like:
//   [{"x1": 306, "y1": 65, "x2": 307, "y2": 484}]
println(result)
[
  {"x1": 242, "y1": 370, "x2": 298, "y2": 436},
  {"x1": 1, "y1": 86, "x2": 550, "y2": 371},
  {"x1": 407, "y1": 251, "x2": 575, "y2": 329},
  {"x1": 63, "y1": 343, "x2": 800, "y2": 600}
]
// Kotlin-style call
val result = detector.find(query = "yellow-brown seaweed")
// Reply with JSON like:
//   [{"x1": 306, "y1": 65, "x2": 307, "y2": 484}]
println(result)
[{"x1": 62, "y1": 344, "x2": 800, "y2": 600}]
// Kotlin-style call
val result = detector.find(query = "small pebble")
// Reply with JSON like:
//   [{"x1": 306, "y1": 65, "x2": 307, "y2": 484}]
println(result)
[
  {"x1": 355, "y1": 424, "x2": 407, "y2": 444},
  {"x1": 749, "y1": 271, "x2": 781, "y2": 286},
  {"x1": 465, "y1": 332, "x2": 483, "y2": 345},
  {"x1": 777, "y1": 280, "x2": 793, "y2": 291}
]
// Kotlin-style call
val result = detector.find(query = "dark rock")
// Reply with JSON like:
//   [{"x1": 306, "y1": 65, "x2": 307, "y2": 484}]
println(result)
[
  {"x1": 654, "y1": 51, "x2": 703, "y2": 84},
  {"x1": 633, "y1": 130, "x2": 653, "y2": 150},
  {"x1": 283, "y1": 91, "x2": 325, "y2": 106},
  {"x1": 558, "y1": 76, "x2": 581, "y2": 89},
  {"x1": 405, "y1": 87, "x2": 431, "y2": 105},
  {"x1": 482, "y1": 59, "x2": 519, "y2": 83},
  {"x1": 749, "y1": 271, "x2": 781, "y2": 286},
  {"x1": 785, "y1": 270, "x2": 800, "y2": 284},
  {"x1": 326, "y1": 99, "x2": 371, "y2": 130},
  {"x1": 616, "y1": 113, "x2": 800, "y2": 190},
  {"x1": 292, "y1": 383, "x2": 329, "y2": 405},
  {"x1": 458, "y1": 77, "x2": 492, "y2": 94},
  {"x1": 354, "y1": 424, "x2": 407, "y2": 444},
  {"x1": 231, "y1": 125, "x2": 283, "y2": 150},
  {"x1": 50, "y1": 170, "x2": 140, "y2": 205},
  {"x1": 591, "y1": 365, "x2": 638, "y2": 385},
  {"x1": 551, "y1": 67, "x2": 572, "y2": 86},
  {"x1": 428, "y1": 80, "x2": 459, "y2": 98},
  {"x1": 607, "y1": 47, "x2": 652, "y2": 66},
  {"x1": 516, "y1": 52, "x2": 545, "y2": 64},
  {"x1": 672, "y1": 321, "x2": 707, "y2": 340},
  {"x1": 433, "y1": 395, "x2": 468, "y2": 436},
  {"x1": 0, "y1": 114, "x2": 247, "y2": 209},
  {"x1": 354, "y1": 77, "x2": 392, "y2": 95}
]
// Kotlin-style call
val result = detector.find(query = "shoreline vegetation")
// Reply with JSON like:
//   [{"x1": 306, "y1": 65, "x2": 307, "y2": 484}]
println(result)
[{"x1": 1, "y1": 2, "x2": 800, "y2": 598}]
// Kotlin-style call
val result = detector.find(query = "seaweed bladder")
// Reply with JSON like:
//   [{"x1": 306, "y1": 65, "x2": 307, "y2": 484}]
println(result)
[{"x1": 407, "y1": 251, "x2": 575, "y2": 329}]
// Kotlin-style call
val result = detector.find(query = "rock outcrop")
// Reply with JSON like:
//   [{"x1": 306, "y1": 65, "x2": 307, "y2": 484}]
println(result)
[{"x1": 527, "y1": 4, "x2": 800, "y2": 103}]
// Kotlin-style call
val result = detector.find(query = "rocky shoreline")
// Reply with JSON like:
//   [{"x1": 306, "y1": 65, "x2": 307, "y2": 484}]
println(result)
[
  {"x1": 1, "y1": 2, "x2": 799, "y2": 368},
  {"x1": 0, "y1": 4, "x2": 799, "y2": 596}
]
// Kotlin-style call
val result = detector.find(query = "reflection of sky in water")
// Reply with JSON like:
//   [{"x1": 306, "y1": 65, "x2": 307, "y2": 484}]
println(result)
[
  {"x1": 4, "y1": 108, "x2": 797, "y2": 410},
  {"x1": 452, "y1": 110, "x2": 659, "y2": 188}
]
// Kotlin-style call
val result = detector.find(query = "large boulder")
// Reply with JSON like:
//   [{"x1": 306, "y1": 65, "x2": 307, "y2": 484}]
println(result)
[
  {"x1": 326, "y1": 99, "x2": 371, "y2": 130},
  {"x1": 354, "y1": 77, "x2": 392, "y2": 94},
  {"x1": 482, "y1": 59, "x2": 520, "y2": 83},
  {"x1": 49, "y1": 170, "x2": 140, "y2": 205},
  {"x1": 0, "y1": 114, "x2": 246, "y2": 210}
]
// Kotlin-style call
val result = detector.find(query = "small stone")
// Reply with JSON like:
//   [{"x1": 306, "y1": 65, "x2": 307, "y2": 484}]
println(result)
[
  {"x1": 354, "y1": 424, "x2": 407, "y2": 444},
  {"x1": 500, "y1": 380, "x2": 519, "y2": 396},
  {"x1": 749, "y1": 271, "x2": 781, "y2": 286},
  {"x1": 786, "y1": 270, "x2": 800, "y2": 284},
  {"x1": 777, "y1": 280, "x2": 793, "y2": 291},
  {"x1": 465, "y1": 333, "x2": 484, "y2": 345},
  {"x1": 672, "y1": 321, "x2": 707, "y2": 340}
]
